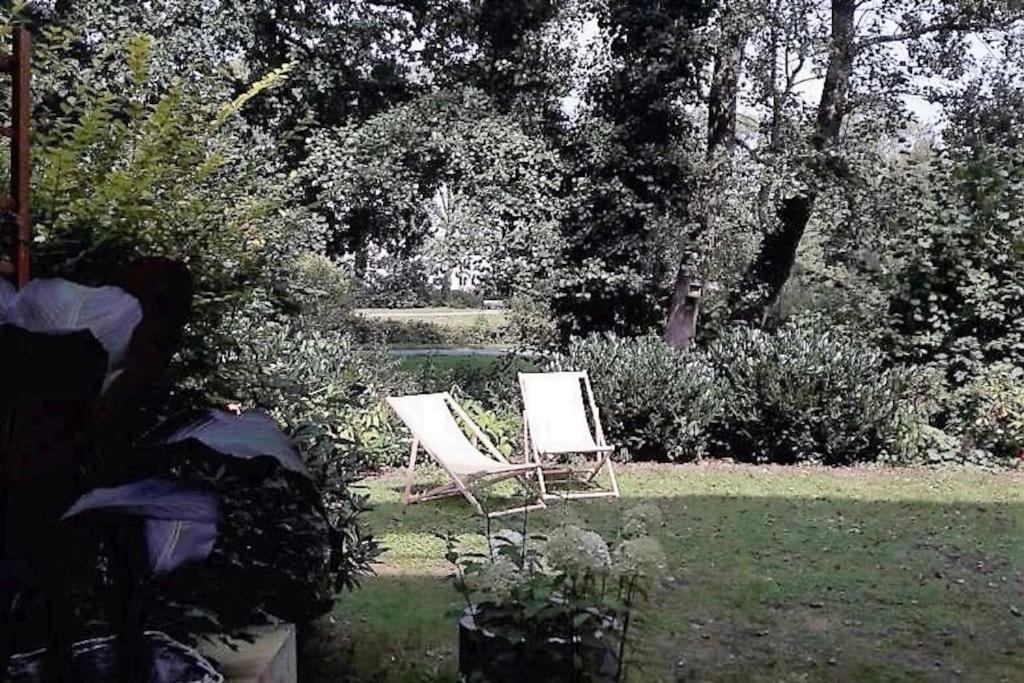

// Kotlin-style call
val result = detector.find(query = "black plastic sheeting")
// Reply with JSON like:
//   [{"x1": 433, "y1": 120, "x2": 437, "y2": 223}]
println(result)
[
  {"x1": 458, "y1": 609, "x2": 620, "y2": 683},
  {"x1": 5, "y1": 631, "x2": 222, "y2": 683}
]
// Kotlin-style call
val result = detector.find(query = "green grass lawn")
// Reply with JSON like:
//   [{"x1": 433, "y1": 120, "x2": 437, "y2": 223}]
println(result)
[
  {"x1": 304, "y1": 464, "x2": 1024, "y2": 682},
  {"x1": 355, "y1": 307, "x2": 508, "y2": 328},
  {"x1": 396, "y1": 353, "x2": 538, "y2": 378}
]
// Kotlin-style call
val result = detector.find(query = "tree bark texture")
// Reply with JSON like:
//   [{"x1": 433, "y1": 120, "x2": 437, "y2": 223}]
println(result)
[
  {"x1": 664, "y1": 9, "x2": 749, "y2": 347},
  {"x1": 728, "y1": 0, "x2": 856, "y2": 325}
]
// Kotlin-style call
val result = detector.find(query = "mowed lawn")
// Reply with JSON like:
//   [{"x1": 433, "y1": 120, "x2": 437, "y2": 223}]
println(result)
[
  {"x1": 305, "y1": 464, "x2": 1024, "y2": 682},
  {"x1": 354, "y1": 307, "x2": 509, "y2": 343}
]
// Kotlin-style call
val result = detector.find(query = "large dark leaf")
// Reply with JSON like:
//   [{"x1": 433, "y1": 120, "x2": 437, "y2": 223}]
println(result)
[
  {"x1": 62, "y1": 479, "x2": 219, "y2": 575},
  {"x1": 0, "y1": 278, "x2": 13, "y2": 309},
  {"x1": 0, "y1": 558, "x2": 29, "y2": 621},
  {"x1": 0, "y1": 325, "x2": 107, "y2": 490},
  {"x1": 0, "y1": 278, "x2": 142, "y2": 383},
  {"x1": 96, "y1": 258, "x2": 193, "y2": 434},
  {"x1": 142, "y1": 410, "x2": 310, "y2": 479}
]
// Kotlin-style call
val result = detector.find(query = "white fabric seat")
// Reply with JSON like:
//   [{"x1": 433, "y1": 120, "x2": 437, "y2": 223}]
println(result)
[
  {"x1": 388, "y1": 394, "x2": 517, "y2": 476},
  {"x1": 518, "y1": 371, "x2": 620, "y2": 500},
  {"x1": 387, "y1": 392, "x2": 547, "y2": 517},
  {"x1": 518, "y1": 372, "x2": 611, "y2": 454}
]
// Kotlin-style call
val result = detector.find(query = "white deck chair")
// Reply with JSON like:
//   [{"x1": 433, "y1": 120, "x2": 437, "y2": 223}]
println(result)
[
  {"x1": 387, "y1": 392, "x2": 547, "y2": 518},
  {"x1": 518, "y1": 371, "x2": 620, "y2": 501}
]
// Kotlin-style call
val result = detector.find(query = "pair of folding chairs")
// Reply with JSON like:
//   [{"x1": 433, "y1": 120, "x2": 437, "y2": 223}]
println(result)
[{"x1": 387, "y1": 372, "x2": 620, "y2": 518}]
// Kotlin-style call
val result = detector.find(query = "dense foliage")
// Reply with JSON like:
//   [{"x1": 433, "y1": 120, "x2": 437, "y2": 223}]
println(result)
[
  {"x1": 21, "y1": 28, "x2": 323, "y2": 389},
  {"x1": 944, "y1": 363, "x2": 1024, "y2": 466},
  {"x1": 210, "y1": 303, "x2": 406, "y2": 474},
  {"x1": 556, "y1": 336, "x2": 719, "y2": 462},
  {"x1": 304, "y1": 88, "x2": 563, "y2": 298},
  {"x1": 552, "y1": 0, "x2": 715, "y2": 341},
  {"x1": 889, "y1": 136, "x2": 1024, "y2": 382},
  {"x1": 705, "y1": 322, "x2": 924, "y2": 465},
  {"x1": 551, "y1": 329, "x2": 925, "y2": 466}
]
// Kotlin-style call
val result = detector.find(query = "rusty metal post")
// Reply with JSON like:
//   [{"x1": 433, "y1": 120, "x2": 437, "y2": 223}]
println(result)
[{"x1": 10, "y1": 26, "x2": 30, "y2": 288}]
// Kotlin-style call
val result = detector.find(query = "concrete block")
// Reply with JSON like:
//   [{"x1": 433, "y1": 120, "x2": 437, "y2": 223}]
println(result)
[{"x1": 200, "y1": 624, "x2": 297, "y2": 683}]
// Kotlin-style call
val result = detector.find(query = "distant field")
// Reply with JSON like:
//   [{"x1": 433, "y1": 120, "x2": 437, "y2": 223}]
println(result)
[
  {"x1": 354, "y1": 307, "x2": 507, "y2": 329},
  {"x1": 353, "y1": 307, "x2": 510, "y2": 347}
]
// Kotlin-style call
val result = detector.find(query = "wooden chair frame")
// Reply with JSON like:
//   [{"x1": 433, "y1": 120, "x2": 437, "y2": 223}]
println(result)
[
  {"x1": 519, "y1": 372, "x2": 621, "y2": 502},
  {"x1": 392, "y1": 393, "x2": 548, "y2": 518}
]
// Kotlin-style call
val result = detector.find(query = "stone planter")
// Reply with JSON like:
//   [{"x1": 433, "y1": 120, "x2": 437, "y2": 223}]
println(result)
[
  {"x1": 458, "y1": 606, "x2": 620, "y2": 683},
  {"x1": 5, "y1": 631, "x2": 223, "y2": 683},
  {"x1": 199, "y1": 624, "x2": 297, "y2": 683}
]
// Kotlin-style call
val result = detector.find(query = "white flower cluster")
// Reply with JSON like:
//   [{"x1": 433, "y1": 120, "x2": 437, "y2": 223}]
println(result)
[
  {"x1": 489, "y1": 528, "x2": 524, "y2": 550},
  {"x1": 621, "y1": 503, "x2": 665, "y2": 538},
  {"x1": 544, "y1": 525, "x2": 611, "y2": 576},
  {"x1": 467, "y1": 557, "x2": 524, "y2": 600},
  {"x1": 614, "y1": 536, "x2": 667, "y2": 579}
]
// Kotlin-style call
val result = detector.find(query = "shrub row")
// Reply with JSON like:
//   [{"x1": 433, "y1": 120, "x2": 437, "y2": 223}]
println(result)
[
  {"x1": 702, "y1": 324, "x2": 922, "y2": 466},
  {"x1": 559, "y1": 322, "x2": 1018, "y2": 466},
  {"x1": 553, "y1": 335, "x2": 719, "y2": 462},
  {"x1": 231, "y1": 309, "x2": 1021, "y2": 471}
]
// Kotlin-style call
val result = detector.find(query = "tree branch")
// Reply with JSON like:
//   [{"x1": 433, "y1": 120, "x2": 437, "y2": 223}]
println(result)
[{"x1": 857, "y1": 16, "x2": 1021, "y2": 50}]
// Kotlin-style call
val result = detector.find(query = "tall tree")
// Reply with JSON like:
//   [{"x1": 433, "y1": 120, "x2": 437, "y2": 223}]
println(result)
[
  {"x1": 409, "y1": 0, "x2": 580, "y2": 136},
  {"x1": 727, "y1": 0, "x2": 1024, "y2": 325},
  {"x1": 553, "y1": 0, "x2": 715, "y2": 343},
  {"x1": 664, "y1": 1, "x2": 754, "y2": 347}
]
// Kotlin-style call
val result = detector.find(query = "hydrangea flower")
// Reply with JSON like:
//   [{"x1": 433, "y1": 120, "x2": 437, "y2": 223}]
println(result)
[
  {"x1": 621, "y1": 503, "x2": 665, "y2": 538},
  {"x1": 490, "y1": 528, "x2": 524, "y2": 549},
  {"x1": 544, "y1": 525, "x2": 611, "y2": 576},
  {"x1": 614, "y1": 536, "x2": 667, "y2": 580},
  {"x1": 467, "y1": 557, "x2": 524, "y2": 600}
]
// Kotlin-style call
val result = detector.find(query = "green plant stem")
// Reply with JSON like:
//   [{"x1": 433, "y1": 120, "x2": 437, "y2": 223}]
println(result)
[{"x1": 615, "y1": 578, "x2": 637, "y2": 682}]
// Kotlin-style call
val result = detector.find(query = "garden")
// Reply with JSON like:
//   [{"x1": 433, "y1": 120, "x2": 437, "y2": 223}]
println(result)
[{"x1": 0, "y1": 1, "x2": 1022, "y2": 682}]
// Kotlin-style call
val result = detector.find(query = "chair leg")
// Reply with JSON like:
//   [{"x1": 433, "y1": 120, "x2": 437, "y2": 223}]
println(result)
[
  {"x1": 488, "y1": 500, "x2": 547, "y2": 518},
  {"x1": 461, "y1": 487, "x2": 486, "y2": 516},
  {"x1": 584, "y1": 454, "x2": 604, "y2": 484},
  {"x1": 534, "y1": 450, "x2": 549, "y2": 499},
  {"x1": 408, "y1": 481, "x2": 460, "y2": 503},
  {"x1": 539, "y1": 451, "x2": 620, "y2": 501},
  {"x1": 402, "y1": 439, "x2": 419, "y2": 505},
  {"x1": 604, "y1": 452, "x2": 621, "y2": 497},
  {"x1": 524, "y1": 423, "x2": 551, "y2": 499}
]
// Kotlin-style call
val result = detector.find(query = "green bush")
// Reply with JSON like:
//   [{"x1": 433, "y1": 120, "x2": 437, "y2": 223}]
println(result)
[
  {"x1": 28, "y1": 32, "x2": 321, "y2": 386},
  {"x1": 554, "y1": 335, "x2": 720, "y2": 462},
  {"x1": 285, "y1": 253, "x2": 356, "y2": 325},
  {"x1": 446, "y1": 290, "x2": 485, "y2": 309},
  {"x1": 353, "y1": 316, "x2": 509, "y2": 347},
  {"x1": 946, "y1": 362, "x2": 1024, "y2": 465},
  {"x1": 399, "y1": 355, "x2": 533, "y2": 413},
  {"x1": 706, "y1": 321, "x2": 923, "y2": 465},
  {"x1": 210, "y1": 304, "x2": 408, "y2": 473},
  {"x1": 353, "y1": 256, "x2": 434, "y2": 308},
  {"x1": 506, "y1": 289, "x2": 559, "y2": 352},
  {"x1": 456, "y1": 394, "x2": 522, "y2": 460},
  {"x1": 889, "y1": 136, "x2": 1024, "y2": 383}
]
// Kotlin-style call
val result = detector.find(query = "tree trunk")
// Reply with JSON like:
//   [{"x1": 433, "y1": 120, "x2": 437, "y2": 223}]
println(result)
[
  {"x1": 728, "y1": 0, "x2": 856, "y2": 325},
  {"x1": 664, "y1": 11, "x2": 749, "y2": 348}
]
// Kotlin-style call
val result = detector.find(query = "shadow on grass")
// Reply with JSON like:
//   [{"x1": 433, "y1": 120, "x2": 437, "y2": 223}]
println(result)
[{"x1": 308, "y1": 488, "x2": 1024, "y2": 683}]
